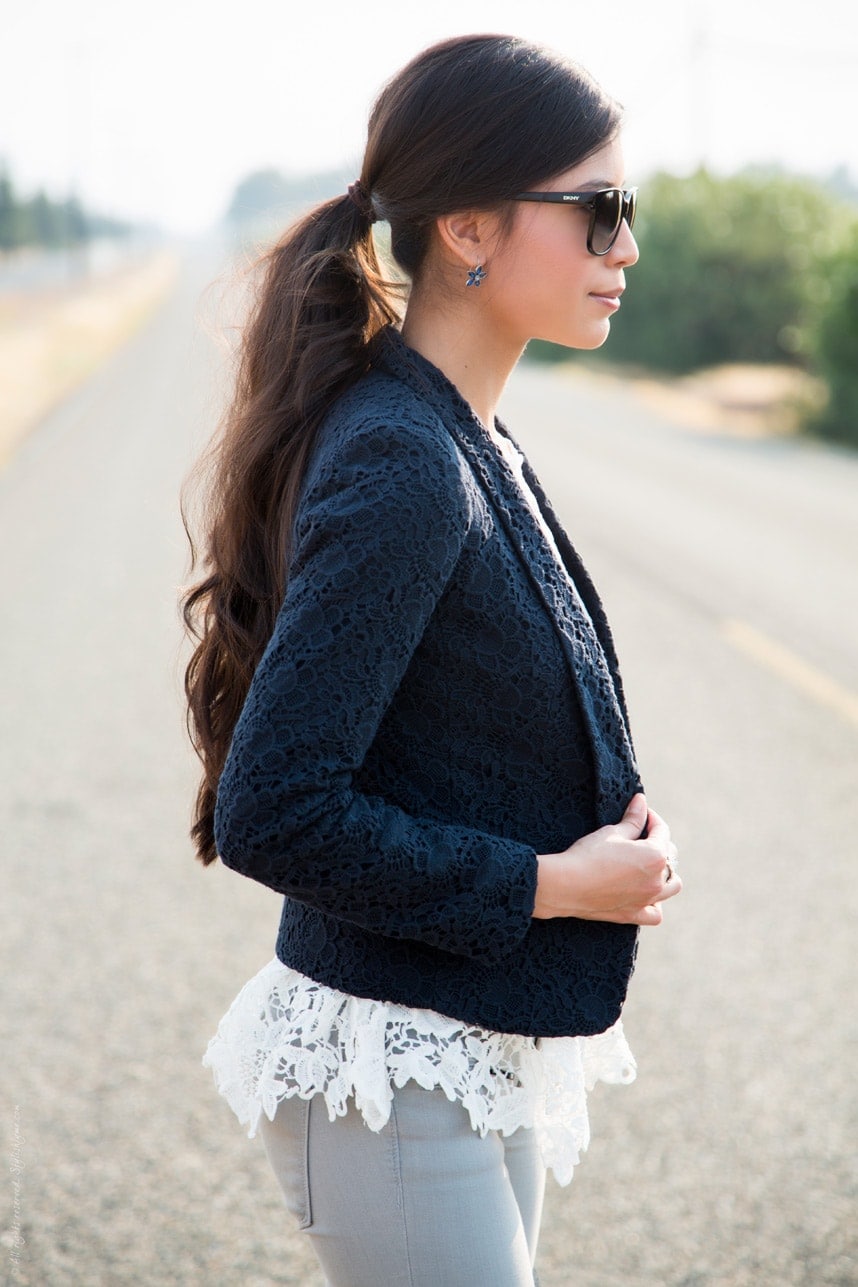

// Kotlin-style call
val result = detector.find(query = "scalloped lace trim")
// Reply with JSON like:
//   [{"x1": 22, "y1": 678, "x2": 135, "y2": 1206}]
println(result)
[{"x1": 203, "y1": 959, "x2": 635, "y2": 1185}]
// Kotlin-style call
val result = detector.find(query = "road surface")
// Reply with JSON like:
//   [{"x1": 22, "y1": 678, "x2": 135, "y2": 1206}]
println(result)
[{"x1": 2, "y1": 245, "x2": 856, "y2": 1285}]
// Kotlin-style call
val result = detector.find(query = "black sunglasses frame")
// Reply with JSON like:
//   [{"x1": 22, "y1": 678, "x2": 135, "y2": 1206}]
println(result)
[{"x1": 512, "y1": 187, "x2": 637, "y2": 256}]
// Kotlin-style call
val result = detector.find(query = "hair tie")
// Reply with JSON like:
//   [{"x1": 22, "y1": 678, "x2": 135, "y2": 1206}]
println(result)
[{"x1": 346, "y1": 180, "x2": 377, "y2": 223}]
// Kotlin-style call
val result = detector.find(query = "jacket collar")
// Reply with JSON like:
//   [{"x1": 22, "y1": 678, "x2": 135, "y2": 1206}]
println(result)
[{"x1": 375, "y1": 328, "x2": 641, "y2": 823}]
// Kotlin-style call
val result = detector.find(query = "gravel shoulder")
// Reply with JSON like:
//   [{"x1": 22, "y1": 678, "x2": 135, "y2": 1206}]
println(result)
[
  {"x1": 0, "y1": 249, "x2": 179, "y2": 468},
  {"x1": 540, "y1": 357, "x2": 825, "y2": 440}
]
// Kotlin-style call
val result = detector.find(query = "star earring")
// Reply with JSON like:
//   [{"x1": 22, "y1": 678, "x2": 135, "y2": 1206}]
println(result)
[{"x1": 466, "y1": 265, "x2": 487, "y2": 287}]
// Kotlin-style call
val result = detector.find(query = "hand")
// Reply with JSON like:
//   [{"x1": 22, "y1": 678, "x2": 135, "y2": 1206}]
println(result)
[{"x1": 532, "y1": 793, "x2": 681, "y2": 927}]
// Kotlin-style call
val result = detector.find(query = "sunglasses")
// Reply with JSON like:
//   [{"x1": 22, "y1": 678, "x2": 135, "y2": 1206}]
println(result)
[{"x1": 512, "y1": 187, "x2": 637, "y2": 255}]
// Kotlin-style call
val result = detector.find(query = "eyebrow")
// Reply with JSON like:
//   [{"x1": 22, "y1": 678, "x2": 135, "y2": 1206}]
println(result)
[{"x1": 573, "y1": 179, "x2": 623, "y2": 191}]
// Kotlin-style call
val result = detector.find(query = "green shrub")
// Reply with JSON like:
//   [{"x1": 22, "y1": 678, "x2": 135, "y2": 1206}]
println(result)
[{"x1": 806, "y1": 225, "x2": 858, "y2": 445}]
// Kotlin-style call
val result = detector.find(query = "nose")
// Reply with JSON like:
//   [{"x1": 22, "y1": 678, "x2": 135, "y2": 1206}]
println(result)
[{"x1": 610, "y1": 218, "x2": 639, "y2": 268}]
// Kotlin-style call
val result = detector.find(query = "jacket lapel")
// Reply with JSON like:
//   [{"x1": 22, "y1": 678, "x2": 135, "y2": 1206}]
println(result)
[
  {"x1": 377, "y1": 330, "x2": 642, "y2": 824},
  {"x1": 518, "y1": 454, "x2": 636, "y2": 737},
  {"x1": 444, "y1": 415, "x2": 642, "y2": 825}
]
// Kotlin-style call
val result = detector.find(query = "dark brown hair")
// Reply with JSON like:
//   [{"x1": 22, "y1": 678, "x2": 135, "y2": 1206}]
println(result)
[{"x1": 183, "y1": 34, "x2": 621, "y2": 864}]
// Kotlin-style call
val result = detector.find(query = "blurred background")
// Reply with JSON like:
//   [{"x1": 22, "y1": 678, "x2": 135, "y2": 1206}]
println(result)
[
  {"x1": 2, "y1": 0, "x2": 857, "y2": 444},
  {"x1": 2, "y1": 2, "x2": 857, "y2": 1285}
]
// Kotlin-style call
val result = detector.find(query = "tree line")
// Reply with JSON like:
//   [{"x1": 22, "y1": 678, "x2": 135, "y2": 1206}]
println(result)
[{"x1": 0, "y1": 168, "x2": 130, "y2": 253}]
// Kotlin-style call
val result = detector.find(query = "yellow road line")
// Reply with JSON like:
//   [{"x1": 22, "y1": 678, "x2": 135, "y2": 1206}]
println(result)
[{"x1": 722, "y1": 618, "x2": 858, "y2": 730}]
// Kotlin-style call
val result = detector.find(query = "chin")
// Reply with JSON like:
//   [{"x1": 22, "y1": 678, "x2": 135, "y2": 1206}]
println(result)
[
  {"x1": 561, "y1": 334, "x2": 611, "y2": 353},
  {"x1": 579, "y1": 322, "x2": 613, "y2": 350},
  {"x1": 542, "y1": 321, "x2": 612, "y2": 352}
]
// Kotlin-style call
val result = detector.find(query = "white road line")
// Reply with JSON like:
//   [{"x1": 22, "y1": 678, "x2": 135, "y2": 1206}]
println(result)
[{"x1": 721, "y1": 618, "x2": 858, "y2": 731}]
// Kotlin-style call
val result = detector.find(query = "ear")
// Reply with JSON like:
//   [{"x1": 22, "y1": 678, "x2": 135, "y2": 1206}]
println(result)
[{"x1": 434, "y1": 210, "x2": 499, "y2": 269}]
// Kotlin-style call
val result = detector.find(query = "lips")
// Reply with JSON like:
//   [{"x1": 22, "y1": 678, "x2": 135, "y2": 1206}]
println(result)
[{"x1": 590, "y1": 290, "x2": 622, "y2": 310}]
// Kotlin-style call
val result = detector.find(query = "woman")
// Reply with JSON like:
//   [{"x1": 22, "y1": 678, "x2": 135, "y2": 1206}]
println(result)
[{"x1": 184, "y1": 33, "x2": 681, "y2": 1286}]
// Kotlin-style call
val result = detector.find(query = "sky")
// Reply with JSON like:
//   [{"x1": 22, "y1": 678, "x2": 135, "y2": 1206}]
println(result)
[{"x1": 2, "y1": 0, "x2": 856, "y2": 233}]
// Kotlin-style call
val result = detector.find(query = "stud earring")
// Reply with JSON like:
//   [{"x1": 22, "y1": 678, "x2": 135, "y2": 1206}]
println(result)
[{"x1": 466, "y1": 265, "x2": 487, "y2": 287}]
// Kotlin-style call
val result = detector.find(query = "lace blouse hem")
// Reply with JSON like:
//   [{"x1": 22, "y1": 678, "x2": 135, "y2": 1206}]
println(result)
[{"x1": 203, "y1": 959, "x2": 635, "y2": 1186}]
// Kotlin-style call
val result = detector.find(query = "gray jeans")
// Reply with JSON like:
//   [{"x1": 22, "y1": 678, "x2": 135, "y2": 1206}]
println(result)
[{"x1": 260, "y1": 1080, "x2": 546, "y2": 1286}]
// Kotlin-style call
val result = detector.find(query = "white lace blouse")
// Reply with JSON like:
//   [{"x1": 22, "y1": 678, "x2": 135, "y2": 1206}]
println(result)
[{"x1": 203, "y1": 959, "x2": 635, "y2": 1186}]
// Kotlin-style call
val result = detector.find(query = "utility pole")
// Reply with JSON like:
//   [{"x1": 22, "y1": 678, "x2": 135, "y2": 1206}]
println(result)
[{"x1": 688, "y1": 0, "x2": 711, "y2": 171}]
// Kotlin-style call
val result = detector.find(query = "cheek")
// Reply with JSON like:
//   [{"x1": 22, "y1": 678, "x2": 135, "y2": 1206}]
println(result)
[
  {"x1": 488, "y1": 225, "x2": 594, "y2": 341},
  {"x1": 530, "y1": 225, "x2": 589, "y2": 285},
  {"x1": 528, "y1": 244, "x2": 591, "y2": 319}
]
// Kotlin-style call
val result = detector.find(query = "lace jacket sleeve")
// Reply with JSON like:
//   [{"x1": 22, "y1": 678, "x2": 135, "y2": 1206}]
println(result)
[{"x1": 214, "y1": 406, "x2": 538, "y2": 962}]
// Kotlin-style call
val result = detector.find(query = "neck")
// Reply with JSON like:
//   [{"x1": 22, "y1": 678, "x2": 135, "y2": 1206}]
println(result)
[{"x1": 400, "y1": 290, "x2": 523, "y2": 429}]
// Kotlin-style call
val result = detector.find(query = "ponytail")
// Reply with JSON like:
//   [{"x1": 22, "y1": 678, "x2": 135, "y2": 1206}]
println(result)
[{"x1": 182, "y1": 192, "x2": 401, "y2": 864}]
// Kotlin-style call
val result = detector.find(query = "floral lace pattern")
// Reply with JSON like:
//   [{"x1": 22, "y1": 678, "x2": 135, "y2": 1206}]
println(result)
[{"x1": 203, "y1": 960, "x2": 636, "y2": 1186}]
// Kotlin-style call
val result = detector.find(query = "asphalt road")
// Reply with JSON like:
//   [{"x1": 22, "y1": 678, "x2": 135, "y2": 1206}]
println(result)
[{"x1": 2, "y1": 245, "x2": 856, "y2": 1286}]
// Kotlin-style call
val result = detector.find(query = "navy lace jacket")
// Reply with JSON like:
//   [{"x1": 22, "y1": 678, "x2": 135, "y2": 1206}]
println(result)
[{"x1": 214, "y1": 329, "x2": 644, "y2": 1038}]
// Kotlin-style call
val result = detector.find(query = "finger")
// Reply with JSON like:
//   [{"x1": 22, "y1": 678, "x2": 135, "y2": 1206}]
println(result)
[
  {"x1": 645, "y1": 807, "x2": 671, "y2": 848},
  {"x1": 612, "y1": 793, "x2": 648, "y2": 840},
  {"x1": 591, "y1": 903, "x2": 663, "y2": 926},
  {"x1": 642, "y1": 810, "x2": 678, "y2": 887},
  {"x1": 634, "y1": 903, "x2": 663, "y2": 927},
  {"x1": 655, "y1": 840, "x2": 679, "y2": 884},
  {"x1": 664, "y1": 841, "x2": 679, "y2": 883},
  {"x1": 653, "y1": 871, "x2": 683, "y2": 903}
]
